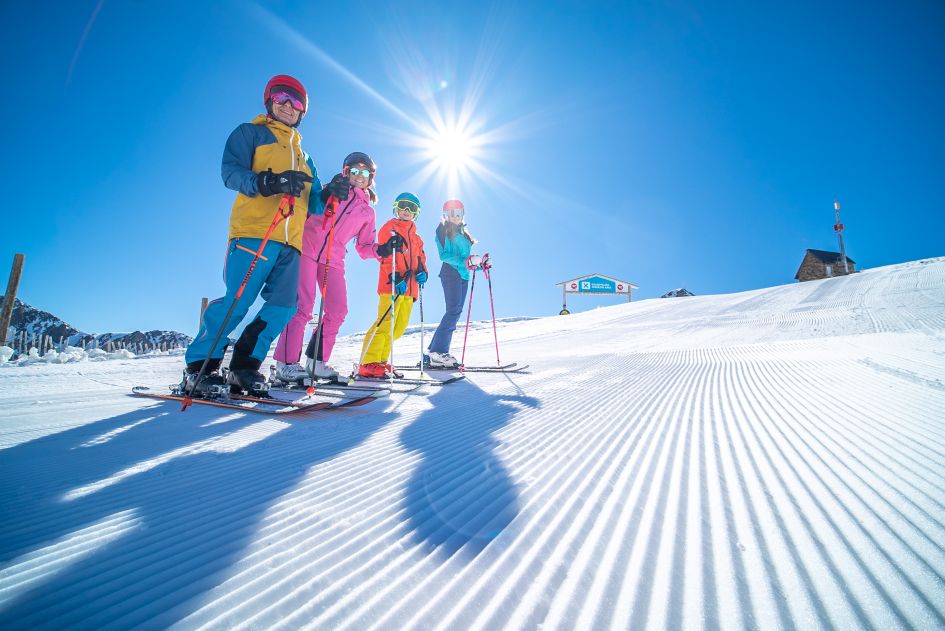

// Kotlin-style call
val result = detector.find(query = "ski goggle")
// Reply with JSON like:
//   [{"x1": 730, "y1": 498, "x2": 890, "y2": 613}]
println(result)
[
  {"x1": 394, "y1": 199, "x2": 421, "y2": 218},
  {"x1": 270, "y1": 90, "x2": 305, "y2": 111},
  {"x1": 443, "y1": 207, "x2": 464, "y2": 218},
  {"x1": 347, "y1": 167, "x2": 373, "y2": 178}
]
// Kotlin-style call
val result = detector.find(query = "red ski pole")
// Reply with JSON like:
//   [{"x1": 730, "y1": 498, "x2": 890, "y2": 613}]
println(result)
[{"x1": 182, "y1": 194, "x2": 294, "y2": 411}]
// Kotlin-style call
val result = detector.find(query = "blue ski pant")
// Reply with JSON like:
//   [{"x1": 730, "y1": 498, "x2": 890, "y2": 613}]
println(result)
[
  {"x1": 186, "y1": 238, "x2": 300, "y2": 370},
  {"x1": 428, "y1": 262, "x2": 469, "y2": 354}
]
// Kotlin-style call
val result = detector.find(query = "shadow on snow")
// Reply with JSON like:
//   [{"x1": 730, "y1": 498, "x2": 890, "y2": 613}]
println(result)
[
  {"x1": 400, "y1": 378, "x2": 539, "y2": 558},
  {"x1": 0, "y1": 395, "x2": 395, "y2": 628}
]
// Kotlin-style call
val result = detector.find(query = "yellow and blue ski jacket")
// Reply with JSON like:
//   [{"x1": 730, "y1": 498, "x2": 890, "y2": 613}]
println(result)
[{"x1": 221, "y1": 115, "x2": 324, "y2": 253}]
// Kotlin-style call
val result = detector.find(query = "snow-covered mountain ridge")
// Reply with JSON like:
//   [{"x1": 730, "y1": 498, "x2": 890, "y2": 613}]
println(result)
[
  {"x1": 0, "y1": 256, "x2": 943, "y2": 629},
  {"x1": 0, "y1": 296, "x2": 190, "y2": 349}
]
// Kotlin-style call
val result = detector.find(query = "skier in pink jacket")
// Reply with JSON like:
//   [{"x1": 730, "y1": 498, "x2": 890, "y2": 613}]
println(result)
[{"x1": 273, "y1": 151, "x2": 381, "y2": 382}]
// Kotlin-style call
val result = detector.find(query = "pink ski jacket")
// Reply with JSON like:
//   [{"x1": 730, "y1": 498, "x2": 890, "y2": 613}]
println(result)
[{"x1": 302, "y1": 185, "x2": 378, "y2": 270}]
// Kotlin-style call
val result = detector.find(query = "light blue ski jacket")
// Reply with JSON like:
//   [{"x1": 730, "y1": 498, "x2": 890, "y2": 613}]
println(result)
[{"x1": 435, "y1": 222, "x2": 474, "y2": 281}]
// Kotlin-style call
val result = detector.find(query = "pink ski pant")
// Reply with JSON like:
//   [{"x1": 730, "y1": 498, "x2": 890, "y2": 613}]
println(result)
[{"x1": 274, "y1": 256, "x2": 348, "y2": 364}]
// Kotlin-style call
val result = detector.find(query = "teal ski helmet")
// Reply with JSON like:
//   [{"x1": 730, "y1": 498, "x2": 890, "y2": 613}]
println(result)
[{"x1": 393, "y1": 192, "x2": 421, "y2": 219}]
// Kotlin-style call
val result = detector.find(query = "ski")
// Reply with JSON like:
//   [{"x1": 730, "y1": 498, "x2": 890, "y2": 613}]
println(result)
[
  {"x1": 131, "y1": 386, "x2": 335, "y2": 415},
  {"x1": 347, "y1": 374, "x2": 466, "y2": 386},
  {"x1": 461, "y1": 363, "x2": 529, "y2": 373},
  {"x1": 263, "y1": 386, "x2": 391, "y2": 400},
  {"x1": 228, "y1": 388, "x2": 384, "y2": 408},
  {"x1": 270, "y1": 378, "x2": 424, "y2": 395},
  {"x1": 395, "y1": 362, "x2": 528, "y2": 373}
]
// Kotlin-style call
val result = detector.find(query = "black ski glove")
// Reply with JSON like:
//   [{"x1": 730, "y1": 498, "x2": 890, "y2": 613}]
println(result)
[
  {"x1": 376, "y1": 233, "x2": 404, "y2": 257},
  {"x1": 257, "y1": 169, "x2": 313, "y2": 197},
  {"x1": 320, "y1": 173, "x2": 350, "y2": 202}
]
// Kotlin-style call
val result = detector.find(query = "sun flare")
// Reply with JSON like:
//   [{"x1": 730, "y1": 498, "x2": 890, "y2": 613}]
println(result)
[{"x1": 427, "y1": 128, "x2": 474, "y2": 169}]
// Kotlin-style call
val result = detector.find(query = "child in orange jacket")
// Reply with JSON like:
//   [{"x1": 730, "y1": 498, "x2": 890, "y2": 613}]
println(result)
[{"x1": 358, "y1": 192, "x2": 428, "y2": 378}]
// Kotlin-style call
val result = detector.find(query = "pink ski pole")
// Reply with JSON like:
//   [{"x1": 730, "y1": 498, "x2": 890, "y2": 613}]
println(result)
[
  {"x1": 459, "y1": 266, "x2": 478, "y2": 371},
  {"x1": 481, "y1": 254, "x2": 500, "y2": 366}
]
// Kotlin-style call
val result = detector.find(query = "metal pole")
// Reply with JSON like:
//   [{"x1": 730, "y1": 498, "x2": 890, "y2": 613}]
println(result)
[
  {"x1": 350, "y1": 301, "x2": 395, "y2": 383},
  {"x1": 834, "y1": 200, "x2": 849, "y2": 274},
  {"x1": 418, "y1": 285, "x2": 425, "y2": 379},
  {"x1": 0, "y1": 253, "x2": 25, "y2": 348}
]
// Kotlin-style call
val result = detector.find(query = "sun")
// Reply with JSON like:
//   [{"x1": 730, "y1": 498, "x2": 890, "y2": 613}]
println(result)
[
  {"x1": 411, "y1": 119, "x2": 489, "y2": 197},
  {"x1": 427, "y1": 128, "x2": 474, "y2": 170},
  {"x1": 422, "y1": 124, "x2": 479, "y2": 173}
]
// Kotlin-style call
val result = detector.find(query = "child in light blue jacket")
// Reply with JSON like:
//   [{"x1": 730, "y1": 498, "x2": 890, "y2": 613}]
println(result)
[{"x1": 426, "y1": 199, "x2": 477, "y2": 368}]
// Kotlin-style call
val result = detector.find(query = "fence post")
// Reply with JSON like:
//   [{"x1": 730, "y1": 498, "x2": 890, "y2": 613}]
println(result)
[{"x1": 0, "y1": 253, "x2": 25, "y2": 348}]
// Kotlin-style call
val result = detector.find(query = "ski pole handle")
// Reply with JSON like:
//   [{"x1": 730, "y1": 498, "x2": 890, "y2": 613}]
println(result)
[{"x1": 322, "y1": 194, "x2": 339, "y2": 228}]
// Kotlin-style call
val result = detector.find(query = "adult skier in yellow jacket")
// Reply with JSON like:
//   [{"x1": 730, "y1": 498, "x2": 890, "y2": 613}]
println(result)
[{"x1": 183, "y1": 74, "x2": 348, "y2": 395}]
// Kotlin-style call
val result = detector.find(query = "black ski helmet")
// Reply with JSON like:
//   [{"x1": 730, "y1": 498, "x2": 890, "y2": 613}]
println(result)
[{"x1": 343, "y1": 151, "x2": 376, "y2": 175}]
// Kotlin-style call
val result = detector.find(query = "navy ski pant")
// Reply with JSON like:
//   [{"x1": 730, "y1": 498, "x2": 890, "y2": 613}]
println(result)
[{"x1": 428, "y1": 262, "x2": 469, "y2": 354}]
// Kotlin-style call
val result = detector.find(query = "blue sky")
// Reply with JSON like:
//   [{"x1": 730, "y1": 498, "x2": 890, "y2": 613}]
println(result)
[{"x1": 2, "y1": 0, "x2": 943, "y2": 338}]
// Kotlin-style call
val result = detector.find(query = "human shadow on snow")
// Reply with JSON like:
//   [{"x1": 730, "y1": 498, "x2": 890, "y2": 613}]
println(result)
[
  {"x1": 400, "y1": 378, "x2": 539, "y2": 559},
  {"x1": 0, "y1": 394, "x2": 395, "y2": 629}
]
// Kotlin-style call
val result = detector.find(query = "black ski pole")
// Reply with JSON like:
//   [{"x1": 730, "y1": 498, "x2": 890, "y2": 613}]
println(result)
[
  {"x1": 349, "y1": 301, "x2": 396, "y2": 384},
  {"x1": 306, "y1": 195, "x2": 339, "y2": 387}
]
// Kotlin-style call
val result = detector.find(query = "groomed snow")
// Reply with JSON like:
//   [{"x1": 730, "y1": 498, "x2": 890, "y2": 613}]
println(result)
[{"x1": 1, "y1": 258, "x2": 944, "y2": 629}]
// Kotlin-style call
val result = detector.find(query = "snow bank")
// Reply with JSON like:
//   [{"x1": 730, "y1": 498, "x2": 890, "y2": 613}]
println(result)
[{"x1": 1, "y1": 345, "x2": 183, "y2": 367}]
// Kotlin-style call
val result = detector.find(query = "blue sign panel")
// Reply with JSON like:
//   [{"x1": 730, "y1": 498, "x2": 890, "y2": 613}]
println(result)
[{"x1": 578, "y1": 276, "x2": 617, "y2": 294}]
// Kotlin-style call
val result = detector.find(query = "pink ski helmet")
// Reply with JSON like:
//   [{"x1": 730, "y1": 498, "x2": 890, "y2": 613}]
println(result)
[{"x1": 442, "y1": 199, "x2": 464, "y2": 220}]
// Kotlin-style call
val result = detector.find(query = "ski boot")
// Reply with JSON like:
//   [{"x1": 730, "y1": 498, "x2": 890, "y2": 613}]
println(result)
[
  {"x1": 306, "y1": 356, "x2": 340, "y2": 381},
  {"x1": 425, "y1": 351, "x2": 461, "y2": 370},
  {"x1": 357, "y1": 362, "x2": 387, "y2": 378},
  {"x1": 384, "y1": 363, "x2": 404, "y2": 379},
  {"x1": 272, "y1": 361, "x2": 309, "y2": 387},
  {"x1": 179, "y1": 359, "x2": 228, "y2": 397},
  {"x1": 226, "y1": 368, "x2": 270, "y2": 396}
]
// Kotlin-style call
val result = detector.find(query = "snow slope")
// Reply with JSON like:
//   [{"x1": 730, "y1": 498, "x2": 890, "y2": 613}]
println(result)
[{"x1": 1, "y1": 258, "x2": 944, "y2": 630}]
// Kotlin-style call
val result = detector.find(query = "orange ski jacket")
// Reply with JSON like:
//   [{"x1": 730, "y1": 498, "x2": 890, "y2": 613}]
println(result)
[{"x1": 375, "y1": 218, "x2": 427, "y2": 299}]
